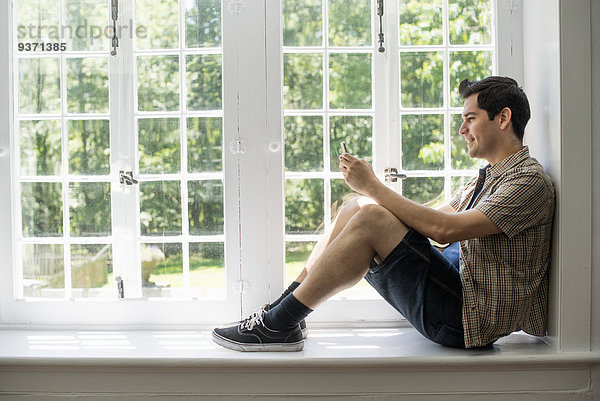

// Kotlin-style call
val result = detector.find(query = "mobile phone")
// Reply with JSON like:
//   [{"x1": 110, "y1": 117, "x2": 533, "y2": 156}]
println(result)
[{"x1": 341, "y1": 141, "x2": 349, "y2": 153}]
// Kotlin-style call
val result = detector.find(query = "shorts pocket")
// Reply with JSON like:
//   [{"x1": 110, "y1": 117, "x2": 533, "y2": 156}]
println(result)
[{"x1": 432, "y1": 324, "x2": 465, "y2": 348}]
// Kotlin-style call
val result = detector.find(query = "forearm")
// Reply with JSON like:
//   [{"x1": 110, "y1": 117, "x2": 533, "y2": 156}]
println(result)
[{"x1": 367, "y1": 182, "x2": 452, "y2": 243}]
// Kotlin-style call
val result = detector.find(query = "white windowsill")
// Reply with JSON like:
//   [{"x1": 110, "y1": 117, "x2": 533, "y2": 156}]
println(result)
[{"x1": 0, "y1": 327, "x2": 598, "y2": 370}]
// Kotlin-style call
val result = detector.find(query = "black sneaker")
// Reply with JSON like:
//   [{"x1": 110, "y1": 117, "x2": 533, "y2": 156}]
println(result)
[{"x1": 212, "y1": 309, "x2": 304, "y2": 352}]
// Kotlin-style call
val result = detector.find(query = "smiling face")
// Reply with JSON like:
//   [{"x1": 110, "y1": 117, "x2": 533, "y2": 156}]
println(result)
[{"x1": 459, "y1": 94, "x2": 503, "y2": 163}]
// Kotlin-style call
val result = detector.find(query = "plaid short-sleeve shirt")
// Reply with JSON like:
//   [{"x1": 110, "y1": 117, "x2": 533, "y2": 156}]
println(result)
[{"x1": 450, "y1": 146, "x2": 555, "y2": 348}]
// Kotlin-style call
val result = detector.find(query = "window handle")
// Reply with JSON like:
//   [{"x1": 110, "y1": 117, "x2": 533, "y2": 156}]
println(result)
[
  {"x1": 110, "y1": 0, "x2": 119, "y2": 56},
  {"x1": 384, "y1": 168, "x2": 406, "y2": 183},
  {"x1": 377, "y1": 0, "x2": 385, "y2": 52},
  {"x1": 119, "y1": 170, "x2": 138, "y2": 186}
]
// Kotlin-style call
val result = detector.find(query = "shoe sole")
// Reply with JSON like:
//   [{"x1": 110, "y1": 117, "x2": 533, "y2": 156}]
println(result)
[{"x1": 212, "y1": 331, "x2": 304, "y2": 352}]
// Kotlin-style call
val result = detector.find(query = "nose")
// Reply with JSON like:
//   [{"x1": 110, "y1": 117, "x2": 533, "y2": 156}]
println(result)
[{"x1": 459, "y1": 121, "x2": 467, "y2": 136}]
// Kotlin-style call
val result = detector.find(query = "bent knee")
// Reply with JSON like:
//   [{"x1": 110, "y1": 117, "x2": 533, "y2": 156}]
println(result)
[{"x1": 341, "y1": 196, "x2": 377, "y2": 216}]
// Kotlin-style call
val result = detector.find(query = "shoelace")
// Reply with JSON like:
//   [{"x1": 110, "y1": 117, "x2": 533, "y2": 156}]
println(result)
[{"x1": 240, "y1": 307, "x2": 266, "y2": 331}]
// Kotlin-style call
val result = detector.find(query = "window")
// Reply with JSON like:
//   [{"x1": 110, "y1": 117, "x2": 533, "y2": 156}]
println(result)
[{"x1": 1, "y1": 0, "x2": 497, "y2": 325}]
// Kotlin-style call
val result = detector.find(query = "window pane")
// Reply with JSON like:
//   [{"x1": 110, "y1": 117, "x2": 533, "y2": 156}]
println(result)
[
  {"x1": 403, "y1": 177, "x2": 444, "y2": 207},
  {"x1": 399, "y1": 0, "x2": 443, "y2": 46},
  {"x1": 451, "y1": 113, "x2": 485, "y2": 170},
  {"x1": 285, "y1": 241, "x2": 315, "y2": 285},
  {"x1": 65, "y1": 0, "x2": 109, "y2": 51},
  {"x1": 138, "y1": 118, "x2": 180, "y2": 174},
  {"x1": 18, "y1": 58, "x2": 61, "y2": 114},
  {"x1": 137, "y1": 55, "x2": 180, "y2": 111},
  {"x1": 449, "y1": 0, "x2": 492, "y2": 45},
  {"x1": 19, "y1": 120, "x2": 61, "y2": 176},
  {"x1": 68, "y1": 119, "x2": 110, "y2": 175},
  {"x1": 69, "y1": 182, "x2": 112, "y2": 237},
  {"x1": 329, "y1": 53, "x2": 371, "y2": 109},
  {"x1": 285, "y1": 179, "x2": 324, "y2": 234},
  {"x1": 71, "y1": 244, "x2": 113, "y2": 298},
  {"x1": 16, "y1": 0, "x2": 59, "y2": 44},
  {"x1": 282, "y1": 0, "x2": 322, "y2": 46},
  {"x1": 67, "y1": 57, "x2": 109, "y2": 113},
  {"x1": 22, "y1": 244, "x2": 64, "y2": 298},
  {"x1": 188, "y1": 180, "x2": 224, "y2": 235},
  {"x1": 328, "y1": 0, "x2": 371, "y2": 47},
  {"x1": 21, "y1": 182, "x2": 63, "y2": 237},
  {"x1": 329, "y1": 115, "x2": 372, "y2": 171},
  {"x1": 331, "y1": 178, "x2": 354, "y2": 208},
  {"x1": 187, "y1": 117, "x2": 222, "y2": 172},
  {"x1": 400, "y1": 52, "x2": 443, "y2": 108},
  {"x1": 451, "y1": 175, "x2": 474, "y2": 198},
  {"x1": 136, "y1": 0, "x2": 179, "y2": 49},
  {"x1": 141, "y1": 243, "x2": 182, "y2": 297},
  {"x1": 449, "y1": 51, "x2": 492, "y2": 107},
  {"x1": 186, "y1": 54, "x2": 222, "y2": 111},
  {"x1": 284, "y1": 116, "x2": 323, "y2": 172},
  {"x1": 283, "y1": 54, "x2": 323, "y2": 109},
  {"x1": 189, "y1": 242, "x2": 225, "y2": 298},
  {"x1": 140, "y1": 181, "x2": 182, "y2": 236},
  {"x1": 401, "y1": 114, "x2": 444, "y2": 170},
  {"x1": 185, "y1": 0, "x2": 222, "y2": 48}
]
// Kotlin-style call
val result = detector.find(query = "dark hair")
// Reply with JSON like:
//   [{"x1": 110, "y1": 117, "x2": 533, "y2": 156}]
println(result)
[{"x1": 458, "y1": 76, "x2": 531, "y2": 142}]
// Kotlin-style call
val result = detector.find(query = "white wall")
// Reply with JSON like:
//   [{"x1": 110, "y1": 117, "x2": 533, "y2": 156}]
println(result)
[{"x1": 591, "y1": 0, "x2": 600, "y2": 355}]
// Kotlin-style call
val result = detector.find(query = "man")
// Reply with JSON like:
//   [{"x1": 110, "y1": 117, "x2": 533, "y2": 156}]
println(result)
[{"x1": 212, "y1": 76, "x2": 555, "y2": 351}]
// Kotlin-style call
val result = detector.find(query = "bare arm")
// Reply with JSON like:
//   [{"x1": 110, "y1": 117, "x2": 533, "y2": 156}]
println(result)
[{"x1": 339, "y1": 154, "x2": 501, "y2": 243}]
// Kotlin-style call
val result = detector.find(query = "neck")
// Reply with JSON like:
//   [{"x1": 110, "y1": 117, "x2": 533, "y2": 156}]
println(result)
[{"x1": 487, "y1": 142, "x2": 525, "y2": 165}]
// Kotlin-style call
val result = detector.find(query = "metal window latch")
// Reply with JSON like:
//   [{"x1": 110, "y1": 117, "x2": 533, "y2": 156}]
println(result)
[
  {"x1": 119, "y1": 170, "x2": 138, "y2": 186},
  {"x1": 377, "y1": 0, "x2": 385, "y2": 52},
  {"x1": 384, "y1": 168, "x2": 407, "y2": 183},
  {"x1": 110, "y1": 0, "x2": 119, "y2": 56}
]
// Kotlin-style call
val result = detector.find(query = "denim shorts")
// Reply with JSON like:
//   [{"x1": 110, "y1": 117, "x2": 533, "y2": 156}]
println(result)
[{"x1": 365, "y1": 228, "x2": 465, "y2": 348}]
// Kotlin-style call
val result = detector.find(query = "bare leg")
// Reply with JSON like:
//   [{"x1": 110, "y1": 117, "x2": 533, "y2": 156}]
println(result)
[
  {"x1": 294, "y1": 204, "x2": 409, "y2": 309},
  {"x1": 295, "y1": 196, "x2": 377, "y2": 283}
]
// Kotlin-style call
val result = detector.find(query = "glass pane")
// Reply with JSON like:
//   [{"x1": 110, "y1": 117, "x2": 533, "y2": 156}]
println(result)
[
  {"x1": 186, "y1": 54, "x2": 222, "y2": 111},
  {"x1": 189, "y1": 242, "x2": 225, "y2": 298},
  {"x1": 451, "y1": 175, "x2": 474, "y2": 199},
  {"x1": 399, "y1": 0, "x2": 443, "y2": 46},
  {"x1": 449, "y1": 51, "x2": 492, "y2": 107},
  {"x1": 137, "y1": 55, "x2": 180, "y2": 111},
  {"x1": 71, "y1": 244, "x2": 113, "y2": 298},
  {"x1": 188, "y1": 180, "x2": 224, "y2": 235},
  {"x1": 136, "y1": 0, "x2": 179, "y2": 49},
  {"x1": 69, "y1": 182, "x2": 112, "y2": 237},
  {"x1": 65, "y1": 0, "x2": 109, "y2": 51},
  {"x1": 140, "y1": 181, "x2": 182, "y2": 236},
  {"x1": 282, "y1": 0, "x2": 322, "y2": 46},
  {"x1": 328, "y1": 0, "x2": 371, "y2": 47},
  {"x1": 283, "y1": 54, "x2": 323, "y2": 109},
  {"x1": 285, "y1": 179, "x2": 324, "y2": 234},
  {"x1": 185, "y1": 0, "x2": 221, "y2": 48},
  {"x1": 285, "y1": 241, "x2": 315, "y2": 285},
  {"x1": 16, "y1": 0, "x2": 60, "y2": 44},
  {"x1": 402, "y1": 114, "x2": 444, "y2": 170},
  {"x1": 449, "y1": 0, "x2": 492, "y2": 45},
  {"x1": 67, "y1": 57, "x2": 109, "y2": 113},
  {"x1": 68, "y1": 119, "x2": 110, "y2": 175},
  {"x1": 22, "y1": 244, "x2": 64, "y2": 298},
  {"x1": 18, "y1": 58, "x2": 61, "y2": 114},
  {"x1": 138, "y1": 118, "x2": 180, "y2": 174},
  {"x1": 19, "y1": 120, "x2": 61, "y2": 176},
  {"x1": 329, "y1": 115, "x2": 372, "y2": 171},
  {"x1": 187, "y1": 117, "x2": 222, "y2": 172},
  {"x1": 141, "y1": 243, "x2": 182, "y2": 297},
  {"x1": 329, "y1": 53, "x2": 371, "y2": 109},
  {"x1": 451, "y1": 113, "x2": 485, "y2": 170},
  {"x1": 331, "y1": 178, "x2": 354, "y2": 210},
  {"x1": 284, "y1": 116, "x2": 323, "y2": 172},
  {"x1": 400, "y1": 52, "x2": 443, "y2": 108},
  {"x1": 21, "y1": 182, "x2": 63, "y2": 237},
  {"x1": 403, "y1": 177, "x2": 444, "y2": 207}
]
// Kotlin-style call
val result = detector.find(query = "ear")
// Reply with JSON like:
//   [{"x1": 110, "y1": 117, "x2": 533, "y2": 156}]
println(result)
[{"x1": 497, "y1": 107, "x2": 512, "y2": 130}]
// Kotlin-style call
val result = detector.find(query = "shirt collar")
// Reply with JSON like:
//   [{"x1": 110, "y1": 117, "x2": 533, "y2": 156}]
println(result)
[{"x1": 486, "y1": 146, "x2": 529, "y2": 178}]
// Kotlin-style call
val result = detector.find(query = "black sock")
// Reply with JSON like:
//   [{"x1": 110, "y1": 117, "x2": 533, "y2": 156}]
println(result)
[
  {"x1": 269, "y1": 281, "x2": 300, "y2": 309},
  {"x1": 263, "y1": 293, "x2": 313, "y2": 332}
]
